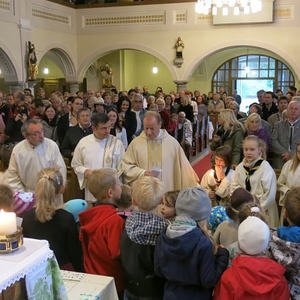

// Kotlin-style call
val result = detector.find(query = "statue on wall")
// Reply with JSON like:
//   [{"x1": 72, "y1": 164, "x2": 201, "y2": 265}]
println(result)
[
  {"x1": 174, "y1": 37, "x2": 184, "y2": 68},
  {"x1": 27, "y1": 41, "x2": 38, "y2": 81},
  {"x1": 100, "y1": 64, "x2": 114, "y2": 88},
  {"x1": 175, "y1": 37, "x2": 184, "y2": 58}
]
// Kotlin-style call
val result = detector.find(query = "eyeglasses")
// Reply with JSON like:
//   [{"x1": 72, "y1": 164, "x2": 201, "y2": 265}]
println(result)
[{"x1": 28, "y1": 131, "x2": 43, "y2": 137}]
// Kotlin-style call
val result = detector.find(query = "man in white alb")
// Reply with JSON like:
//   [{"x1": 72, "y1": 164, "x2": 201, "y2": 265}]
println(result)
[
  {"x1": 7, "y1": 119, "x2": 66, "y2": 192},
  {"x1": 71, "y1": 112, "x2": 125, "y2": 203},
  {"x1": 119, "y1": 111, "x2": 199, "y2": 192}
]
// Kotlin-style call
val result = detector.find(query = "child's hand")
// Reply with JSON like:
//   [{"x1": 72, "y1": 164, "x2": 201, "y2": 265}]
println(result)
[{"x1": 215, "y1": 166, "x2": 225, "y2": 181}]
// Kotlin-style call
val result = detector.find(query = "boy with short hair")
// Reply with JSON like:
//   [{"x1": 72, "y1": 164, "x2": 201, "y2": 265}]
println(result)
[
  {"x1": 120, "y1": 176, "x2": 167, "y2": 300},
  {"x1": 214, "y1": 216, "x2": 290, "y2": 300},
  {"x1": 269, "y1": 187, "x2": 300, "y2": 299},
  {"x1": 79, "y1": 168, "x2": 124, "y2": 293}
]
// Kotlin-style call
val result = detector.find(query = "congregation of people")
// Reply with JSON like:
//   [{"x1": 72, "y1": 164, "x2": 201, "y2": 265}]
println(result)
[{"x1": 0, "y1": 84, "x2": 300, "y2": 299}]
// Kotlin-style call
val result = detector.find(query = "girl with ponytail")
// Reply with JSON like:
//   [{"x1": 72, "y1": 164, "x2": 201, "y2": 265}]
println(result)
[{"x1": 22, "y1": 168, "x2": 84, "y2": 271}]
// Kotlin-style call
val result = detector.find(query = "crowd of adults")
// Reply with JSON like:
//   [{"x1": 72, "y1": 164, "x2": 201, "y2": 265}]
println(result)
[
  {"x1": 0, "y1": 85, "x2": 299, "y2": 169},
  {"x1": 1, "y1": 84, "x2": 300, "y2": 299}
]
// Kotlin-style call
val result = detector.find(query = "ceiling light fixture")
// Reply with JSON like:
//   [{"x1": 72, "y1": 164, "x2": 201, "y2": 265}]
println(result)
[{"x1": 195, "y1": 0, "x2": 262, "y2": 16}]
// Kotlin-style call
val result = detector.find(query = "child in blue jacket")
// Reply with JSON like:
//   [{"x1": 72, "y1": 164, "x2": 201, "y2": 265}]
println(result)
[{"x1": 154, "y1": 187, "x2": 228, "y2": 300}]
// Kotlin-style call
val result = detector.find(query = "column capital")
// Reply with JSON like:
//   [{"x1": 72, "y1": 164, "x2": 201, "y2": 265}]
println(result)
[
  {"x1": 68, "y1": 82, "x2": 80, "y2": 94},
  {"x1": 173, "y1": 80, "x2": 188, "y2": 92}
]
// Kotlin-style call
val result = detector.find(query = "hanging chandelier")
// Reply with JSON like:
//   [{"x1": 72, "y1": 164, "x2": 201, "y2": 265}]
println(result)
[{"x1": 195, "y1": 0, "x2": 262, "y2": 16}]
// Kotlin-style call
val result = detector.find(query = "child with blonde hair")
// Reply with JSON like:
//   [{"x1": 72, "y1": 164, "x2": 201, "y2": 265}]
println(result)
[
  {"x1": 120, "y1": 176, "x2": 167, "y2": 300},
  {"x1": 22, "y1": 168, "x2": 83, "y2": 271},
  {"x1": 79, "y1": 168, "x2": 124, "y2": 294},
  {"x1": 231, "y1": 135, "x2": 278, "y2": 226}
]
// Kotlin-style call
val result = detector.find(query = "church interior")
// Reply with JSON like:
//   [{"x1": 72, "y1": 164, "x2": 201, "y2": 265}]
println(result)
[{"x1": 0, "y1": 0, "x2": 300, "y2": 299}]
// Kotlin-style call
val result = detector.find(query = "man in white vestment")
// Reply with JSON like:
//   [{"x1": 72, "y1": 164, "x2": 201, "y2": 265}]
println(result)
[
  {"x1": 119, "y1": 111, "x2": 199, "y2": 192},
  {"x1": 71, "y1": 113, "x2": 125, "y2": 203},
  {"x1": 7, "y1": 119, "x2": 66, "y2": 192}
]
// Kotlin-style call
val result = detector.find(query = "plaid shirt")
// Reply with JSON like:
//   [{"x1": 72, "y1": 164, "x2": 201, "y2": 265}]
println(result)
[{"x1": 125, "y1": 211, "x2": 167, "y2": 246}]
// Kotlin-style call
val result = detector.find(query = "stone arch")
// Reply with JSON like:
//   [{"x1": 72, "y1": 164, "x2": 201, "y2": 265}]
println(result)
[
  {"x1": 183, "y1": 41, "x2": 299, "y2": 82},
  {"x1": 39, "y1": 47, "x2": 77, "y2": 82},
  {"x1": 77, "y1": 43, "x2": 178, "y2": 83},
  {"x1": 0, "y1": 47, "x2": 19, "y2": 83}
]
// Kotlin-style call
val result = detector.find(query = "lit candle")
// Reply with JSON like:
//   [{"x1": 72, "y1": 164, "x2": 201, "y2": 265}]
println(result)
[{"x1": 0, "y1": 209, "x2": 17, "y2": 235}]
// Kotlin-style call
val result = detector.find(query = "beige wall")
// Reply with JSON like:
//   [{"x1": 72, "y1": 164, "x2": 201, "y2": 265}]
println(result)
[{"x1": 0, "y1": 0, "x2": 299, "y2": 94}]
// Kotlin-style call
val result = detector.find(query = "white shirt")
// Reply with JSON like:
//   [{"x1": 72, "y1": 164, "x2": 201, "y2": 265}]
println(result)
[
  {"x1": 72, "y1": 134, "x2": 125, "y2": 202},
  {"x1": 133, "y1": 110, "x2": 142, "y2": 134},
  {"x1": 7, "y1": 138, "x2": 66, "y2": 192}
]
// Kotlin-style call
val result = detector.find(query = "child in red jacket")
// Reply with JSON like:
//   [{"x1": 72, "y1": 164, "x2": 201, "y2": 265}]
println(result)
[
  {"x1": 79, "y1": 168, "x2": 124, "y2": 293},
  {"x1": 214, "y1": 216, "x2": 290, "y2": 300}
]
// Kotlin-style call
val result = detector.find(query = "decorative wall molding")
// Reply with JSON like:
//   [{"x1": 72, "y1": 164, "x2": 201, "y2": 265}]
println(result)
[
  {"x1": 175, "y1": 11, "x2": 187, "y2": 24},
  {"x1": 0, "y1": 0, "x2": 10, "y2": 11},
  {"x1": 84, "y1": 13, "x2": 165, "y2": 26},
  {"x1": 275, "y1": 5, "x2": 294, "y2": 19},
  {"x1": 32, "y1": 5, "x2": 70, "y2": 25},
  {"x1": 197, "y1": 14, "x2": 212, "y2": 21}
]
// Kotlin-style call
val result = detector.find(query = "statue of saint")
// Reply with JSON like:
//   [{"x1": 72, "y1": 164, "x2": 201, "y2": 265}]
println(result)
[
  {"x1": 28, "y1": 41, "x2": 38, "y2": 81},
  {"x1": 100, "y1": 64, "x2": 114, "y2": 88},
  {"x1": 175, "y1": 37, "x2": 184, "y2": 59}
]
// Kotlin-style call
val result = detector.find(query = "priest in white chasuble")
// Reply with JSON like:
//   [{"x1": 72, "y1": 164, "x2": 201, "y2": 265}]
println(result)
[
  {"x1": 119, "y1": 111, "x2": 199, "y2": 192},
  {"x1": 7, "y1": 119, "x2": 66, "y2": 192},
  {"x1": 71, "y1": 113, "x2": 125, "y2": 203}
]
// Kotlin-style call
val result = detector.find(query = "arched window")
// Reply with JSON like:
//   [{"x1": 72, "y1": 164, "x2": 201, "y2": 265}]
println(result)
[{"x1": 212, "y1": 54, "x2": 294, "y2": 95}]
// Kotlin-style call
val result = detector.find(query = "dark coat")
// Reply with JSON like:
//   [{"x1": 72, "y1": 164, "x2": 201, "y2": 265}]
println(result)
[
  {"x1": 124, "y1": 110, "x2": 137, "y2": 144},
  {"x1": 210, "y1": 124, "x2": 245, "y2": 166},
  {"x1": 120, "y1": 230, "x2": 164, "y2": 298},
  {"x1": 60, "y1": 124, "x2": 92, "y2": 159},
  {"x1": 56, "y1": 113, "x2": 70, "y2": 145},
  {"x1": 22, "y1": 208, "x2": 84, "y2": 272},
  {"x1": 154, "y1": 227, "x2": 228, "y2": 300},
  {"x1": 178, "y1": 104, "x2": 194, "y2": 123}
]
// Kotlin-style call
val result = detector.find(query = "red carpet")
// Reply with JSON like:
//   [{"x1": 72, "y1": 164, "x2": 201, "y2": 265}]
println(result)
[{"x1": 192, "y1": 152, "x2": 213, "y2": 181}]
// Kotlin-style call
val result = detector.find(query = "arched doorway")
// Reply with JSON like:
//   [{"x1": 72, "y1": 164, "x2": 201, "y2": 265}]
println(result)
[
  {"x1": 0, "y1": 48, "x2": 18, "y2": 94},
  {"x1": 36, "y1": 48, "x2": 76, "y2": 97},
  {"x1": 84, "y1": 49, "x2": 176, "y2": 94}
]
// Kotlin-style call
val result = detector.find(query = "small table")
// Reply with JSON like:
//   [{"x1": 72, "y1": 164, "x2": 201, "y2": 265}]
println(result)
[
  {"x1": 0, "y1": 238, "x2": 66, "y2": 299},
  {"x1": 62, "y1": 270, "x2": 118, "y2": 300}
]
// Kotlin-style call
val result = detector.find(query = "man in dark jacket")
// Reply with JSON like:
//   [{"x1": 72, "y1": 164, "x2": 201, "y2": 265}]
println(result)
[{"x1": 61, "y1": 108, "x2": 92, "y2": 160}]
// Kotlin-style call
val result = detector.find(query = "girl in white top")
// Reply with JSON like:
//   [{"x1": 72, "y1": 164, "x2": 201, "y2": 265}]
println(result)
[
  {"x1": 201, "y1": 145, "x2": 235, "y2": 206},
  {"x1": 277, "y1": 140, "x2": 300, "y2": 223},
  {"x1": 231, "y1": 135, "x2": 279, "y2": 227},
  {"x1": 107, "y1": 107, "x2": 128, "y2": 149}
]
